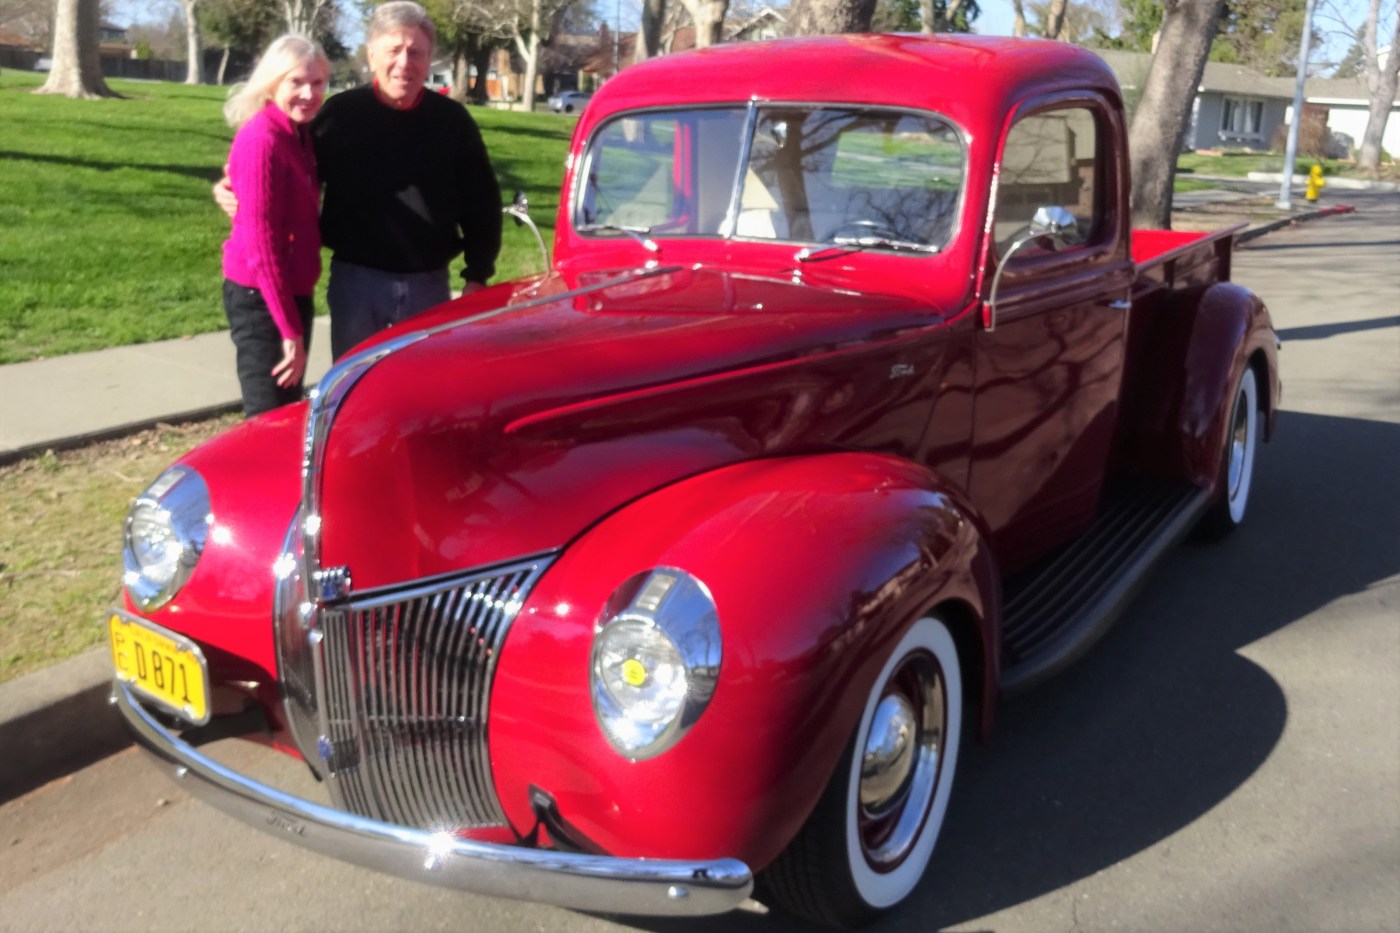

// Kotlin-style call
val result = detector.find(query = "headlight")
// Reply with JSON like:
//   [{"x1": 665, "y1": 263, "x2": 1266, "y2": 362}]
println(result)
[
  {"x1": 591, "y1": 568, "x2": 720, "y2": 760},
  {"x1": 122, "y1": 466, "x2": 211, "y2": 611}
]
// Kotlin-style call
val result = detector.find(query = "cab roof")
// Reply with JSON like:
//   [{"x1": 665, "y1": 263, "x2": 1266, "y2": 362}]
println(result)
[{"x1": 582, "y1": 34, "x2": 1122, "y2": 138}]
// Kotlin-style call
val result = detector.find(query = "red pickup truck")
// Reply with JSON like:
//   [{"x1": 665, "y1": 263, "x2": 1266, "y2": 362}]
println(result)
[{"x1": 111, "y1": 35, "x2": 1278, "y2": 928}]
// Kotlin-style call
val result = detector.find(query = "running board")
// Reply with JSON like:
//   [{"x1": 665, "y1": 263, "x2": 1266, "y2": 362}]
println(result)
[{"x1": 999, "y1": 481, "x2": 1211, "y2": 696}]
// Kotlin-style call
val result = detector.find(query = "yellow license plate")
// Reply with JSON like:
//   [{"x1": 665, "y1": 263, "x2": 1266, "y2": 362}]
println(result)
[{"x1": 109, "y1": 612, "x2": 210, "y2": 725}]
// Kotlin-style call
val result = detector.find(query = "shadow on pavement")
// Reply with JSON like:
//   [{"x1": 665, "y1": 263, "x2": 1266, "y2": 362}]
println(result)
[{"x1": 1277, "y1": 315, "x2": 1400, "y2": 342}]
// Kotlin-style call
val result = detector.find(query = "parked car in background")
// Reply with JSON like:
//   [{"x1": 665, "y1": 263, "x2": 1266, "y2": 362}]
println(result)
[
  {"x1": 111, "y1": 35, "x2": 1279, "y2": 929},
  {"x1": 548, "y1": 89, "x2": 591, "y2": 113}
]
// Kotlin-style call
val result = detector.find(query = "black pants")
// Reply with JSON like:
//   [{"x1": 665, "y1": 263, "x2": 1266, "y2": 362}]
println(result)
[{"x1": 222, "y1": 280, "x2": 315, "y2": 417}]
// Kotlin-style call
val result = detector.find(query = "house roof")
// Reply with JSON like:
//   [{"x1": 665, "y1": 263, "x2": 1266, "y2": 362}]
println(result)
[
  {"x1": 1094, "y1": 47, "x2": 1375, "y2": 106},
  {"x1": 0, "y1": 25, "x2": 31, "y2": 47},
  {"x1": 725, "y1": 6, "x2": 787, "y2": 41}
]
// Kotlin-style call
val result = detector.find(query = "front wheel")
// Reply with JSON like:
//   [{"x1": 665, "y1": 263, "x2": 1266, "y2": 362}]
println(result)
[
  {"x1": 1197, "y1": 365, "x2": 1259, "y2": 539},
  {"x1": 762, "y1": 615, "x2": 964, "y2": 928}
]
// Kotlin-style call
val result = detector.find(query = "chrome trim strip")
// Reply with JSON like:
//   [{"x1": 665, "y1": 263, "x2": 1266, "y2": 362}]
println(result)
[
  {"x1": 718, "y1": 100, "x2": 759, "y2": 239},
  {"x1": 115, "y1": 682, "x2": 754, "y2": 916},
  {"x1": 298, "y1": 266, "x2": 683, "y2": 606}
]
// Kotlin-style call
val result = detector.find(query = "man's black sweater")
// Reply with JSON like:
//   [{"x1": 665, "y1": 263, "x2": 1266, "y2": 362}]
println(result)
[{"x1": 312, "y1": 87, "x2": 502, "y2": 284}]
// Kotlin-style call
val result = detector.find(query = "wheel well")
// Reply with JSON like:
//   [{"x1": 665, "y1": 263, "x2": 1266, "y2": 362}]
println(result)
[
  {"x1": 1247, "y1": 349, "x2": 1272, "y2": 435},
  {"x1": 929, "y1": 599, "x2": 987, "y2": 738}
]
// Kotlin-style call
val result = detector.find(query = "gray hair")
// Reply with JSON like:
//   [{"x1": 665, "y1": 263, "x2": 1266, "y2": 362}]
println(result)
[{"x1": 367, "y1": 1, "x2": 436, "y2": 47}]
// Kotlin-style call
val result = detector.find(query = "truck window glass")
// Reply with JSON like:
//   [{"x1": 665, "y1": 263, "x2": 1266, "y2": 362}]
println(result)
[
  {"x1": 578, "y1": 106, "x2": 963, "y2": 250},
  {"x1": 740, "y1": 108, "x2": 962, "y2": 247},
  {"x1": 579, "y1": 109, "x2": 747, "y2": 234},
  {"x1": 994, "y1": 107, "x2": 1100, "y2": 255}
]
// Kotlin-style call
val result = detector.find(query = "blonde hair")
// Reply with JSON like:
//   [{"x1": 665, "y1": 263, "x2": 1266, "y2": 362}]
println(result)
[
  {"x1": 223, "y1": 34, "x2": 329, "y2": 129},
  {"x1": 368, "y1": 1, "x2": 436, "y2": 47}
]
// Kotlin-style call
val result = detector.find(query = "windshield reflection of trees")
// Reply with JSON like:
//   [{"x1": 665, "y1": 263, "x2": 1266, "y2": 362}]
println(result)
[{"x1": 749, "y1": 108, "x2": 960, "y2": 246}]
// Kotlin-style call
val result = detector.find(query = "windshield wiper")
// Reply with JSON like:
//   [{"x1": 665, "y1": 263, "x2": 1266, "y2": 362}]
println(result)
[
  {"x1": 795, "y1": 237, "x2": 940, "y2": 263},
  {"x1": 577, "y1": 223, "x2": 660, "y2": 255}
]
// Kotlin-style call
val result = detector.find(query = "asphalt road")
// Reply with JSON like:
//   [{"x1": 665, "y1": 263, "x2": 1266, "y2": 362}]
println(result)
[{"x1": 2, "y1": 195, "x2": 1397, "y2": 932}]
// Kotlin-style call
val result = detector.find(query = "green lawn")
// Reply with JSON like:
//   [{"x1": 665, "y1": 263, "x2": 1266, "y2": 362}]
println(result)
[
  {"x1": 1176, "y1": 150, "x2": 1355, "y2": 179},
  {"x1": 0, "y1": 70, "x2": 574, "y2": 364}
]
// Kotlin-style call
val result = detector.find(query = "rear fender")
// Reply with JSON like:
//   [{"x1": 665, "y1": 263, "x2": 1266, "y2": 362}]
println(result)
[
  {"x1": 1178, "y1": 282, "x2": 1280, "y2": 488},
  {"x1": 488, "y1": 452, "x2": 998, "y2": 869}
]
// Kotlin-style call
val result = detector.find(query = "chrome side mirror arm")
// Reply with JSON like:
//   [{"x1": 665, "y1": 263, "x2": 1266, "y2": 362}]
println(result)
[
  {"x1": 503, "y1": 190, "x2": 550, "y2": 273},
  {"x1": 984, "y1": 205, "x2": 1079, "y2": 332}
]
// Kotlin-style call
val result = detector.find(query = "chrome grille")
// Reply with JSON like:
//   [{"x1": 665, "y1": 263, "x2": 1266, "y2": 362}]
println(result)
[{"x1": 276, "y1": 554, "x2": 550, "y2": 831}]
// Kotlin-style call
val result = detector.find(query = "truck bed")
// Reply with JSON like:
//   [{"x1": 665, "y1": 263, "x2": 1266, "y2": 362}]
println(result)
[{"x1": 1131, "y1": 223, "x2": 1246, "y2": 271}]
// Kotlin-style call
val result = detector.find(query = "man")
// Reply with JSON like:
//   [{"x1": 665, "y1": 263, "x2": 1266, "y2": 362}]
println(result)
[{"x1": 219, "y1": 2, "x2": 502, "y2": 360}]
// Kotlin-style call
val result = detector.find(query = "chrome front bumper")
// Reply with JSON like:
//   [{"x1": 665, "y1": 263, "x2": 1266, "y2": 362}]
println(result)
[{"x1": 114, "y1": 682, "x2": 754, "y2": 916}]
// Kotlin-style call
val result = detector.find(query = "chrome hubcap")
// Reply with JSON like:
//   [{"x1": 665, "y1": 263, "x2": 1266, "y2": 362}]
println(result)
[
  {"x1": 860, "y1": 695, "x2": 917, "y2": 812},
  {"x1": 858, "y1": 654, "x2": 946, "y2": 869}
]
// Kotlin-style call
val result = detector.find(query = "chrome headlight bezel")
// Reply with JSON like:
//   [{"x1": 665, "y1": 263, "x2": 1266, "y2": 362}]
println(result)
[
  {"x1": 591, "y1": 567, "x2": 721, "y2": 760},
  {"x1": 122, "y1": 466, "x2": 211, "y2": 611}
]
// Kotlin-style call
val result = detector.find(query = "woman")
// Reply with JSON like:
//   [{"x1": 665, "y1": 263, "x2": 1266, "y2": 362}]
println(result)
[{"x1": 220, "y1": 35, "x2": 329, "y2": 416}]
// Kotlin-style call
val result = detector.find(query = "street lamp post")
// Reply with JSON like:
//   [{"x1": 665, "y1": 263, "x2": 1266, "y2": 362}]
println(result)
[{"x1": 1277, "y1": 0, "x2": 1319, "y2": 210}]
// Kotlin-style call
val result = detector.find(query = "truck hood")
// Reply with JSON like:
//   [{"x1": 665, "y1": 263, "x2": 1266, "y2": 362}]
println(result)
[{"x1": 316, "y1": 265, "x2": 956, "y2": 590}]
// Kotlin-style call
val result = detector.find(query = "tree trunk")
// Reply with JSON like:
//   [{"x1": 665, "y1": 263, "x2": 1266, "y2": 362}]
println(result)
[
  {"x1": 514, "y1": 0, "x2": 543, "y2": 112},
  {"x1": 787, "y1": 0, "x2": 878, "y2": 35},
  {"x1": 1043, "y1": 0, "x2": 1069, "y2": 39},
  {"x1": 1357, "y1": 0, "x2": 1399, "y2": 173},
  {"x1": 468, "y1": 38, "x2": 493, "y2": 105},
  {"x1": 637, "y1": 0, "x2": 665, "y2": 61},
  {"x1": 1011, "y1": 0, "x2": 1027, "y2": 37},
  {"x1": 452, "y1": 49, "x2": 470, "y2": 103},
  {"x1": 282, "y1": 0, "x2": 324, "y2": 35},
  {"x1": 217, "y1": 46, "x2": 229, "y2": 85},
  {"x1": 922, "y1": 0, "x2": 968, "y2": 32},
  {"x1": 36, "y1": 0, "x2": 115, "y2": 99},
  {"x1": 1129, "y1": 0, "x2": 1226, "y2": 229},
  {"x1": 182, "y1": 0, "x2": 202, "y2": 85},
  {"x1": 678, "y1": 0, "x2": 729, "y2": 48}
]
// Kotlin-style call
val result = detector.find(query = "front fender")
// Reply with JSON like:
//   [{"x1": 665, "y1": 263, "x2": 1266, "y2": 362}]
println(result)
[
  {"x1": 1178, "y1": 282, "x2": 1280, "y2": 488},
  {"x1": 488, "y1": 452, "x2": 997, "y2": 871}
]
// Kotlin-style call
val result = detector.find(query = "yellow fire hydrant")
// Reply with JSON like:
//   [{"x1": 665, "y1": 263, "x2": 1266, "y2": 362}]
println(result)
[{"x1": 1305, "y1": 164, "x2": 1326, "y2": 202}]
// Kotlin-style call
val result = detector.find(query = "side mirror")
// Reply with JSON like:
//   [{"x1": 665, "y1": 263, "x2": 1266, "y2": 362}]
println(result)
[
  {"x1": 985, "y1": 205, "x2": 1082, "y2": 332},
  {"x1": 502, "y1": 189, "x2": 550, "y2": 273}
]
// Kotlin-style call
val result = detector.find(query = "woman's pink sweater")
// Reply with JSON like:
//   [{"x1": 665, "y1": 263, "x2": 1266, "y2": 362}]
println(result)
[{"x1": 222, "y1": 103, "x2": 321, "y2": 340}]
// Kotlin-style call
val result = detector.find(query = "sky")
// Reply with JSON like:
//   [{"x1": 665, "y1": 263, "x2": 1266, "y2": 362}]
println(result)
[{"x1": 107, "y1": 0, "x2": 1387, "y2": 68}]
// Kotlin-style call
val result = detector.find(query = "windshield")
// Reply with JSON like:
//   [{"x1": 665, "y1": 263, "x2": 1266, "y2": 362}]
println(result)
[{"x1": 576, "y1": 105, "x2": 964, "y2": 252}]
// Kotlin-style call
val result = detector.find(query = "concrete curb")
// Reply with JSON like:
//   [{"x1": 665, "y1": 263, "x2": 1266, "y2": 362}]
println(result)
[
  {"x1": 0, "y1": 647, "x2": 128, "y2": 801},
  {"x1": 1237, "y1": 204, "x2": 1357, "y2": 243},
  {"x1": 1245, "y1": 171, "x2": 1400, "y2": 192},
  {"x1": 0, "y1": 402, "x2": 242, "y2": 468}
]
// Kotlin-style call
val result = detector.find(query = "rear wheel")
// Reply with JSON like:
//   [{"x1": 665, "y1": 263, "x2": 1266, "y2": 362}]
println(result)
[
  {"x1": 1198, "y1": 365, "x2": 1259, "y2": 539},
  {"x1": 762, "y1": 615, "x2": 964, "y2": 928}
]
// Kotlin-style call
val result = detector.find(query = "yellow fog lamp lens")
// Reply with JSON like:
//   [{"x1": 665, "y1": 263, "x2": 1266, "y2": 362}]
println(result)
[{"x1": 620, "y1": 657, "x2": 648, "y2": 687}]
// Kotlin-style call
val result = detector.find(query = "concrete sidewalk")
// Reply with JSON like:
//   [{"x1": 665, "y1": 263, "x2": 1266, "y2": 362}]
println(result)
[
  {"x1": 0, "y1": 195, "x2": 1362, "y2": 800},
  {"x1": 0, "y1": 316, "x2": 334, "y2": 465}
]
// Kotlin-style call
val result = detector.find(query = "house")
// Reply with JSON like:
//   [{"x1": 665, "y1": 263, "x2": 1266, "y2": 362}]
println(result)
[
  {"x1": 1097, "y1": 49, "x2": 1400, "y2": 157},
  {"x1": 726, "y1": 6, "x2": 787, "y2": 42}
]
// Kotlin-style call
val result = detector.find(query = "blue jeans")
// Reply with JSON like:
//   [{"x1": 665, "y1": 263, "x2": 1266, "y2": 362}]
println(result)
[{"x1": 327, "y1": 259, "x2": 452, "y2": 360}]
